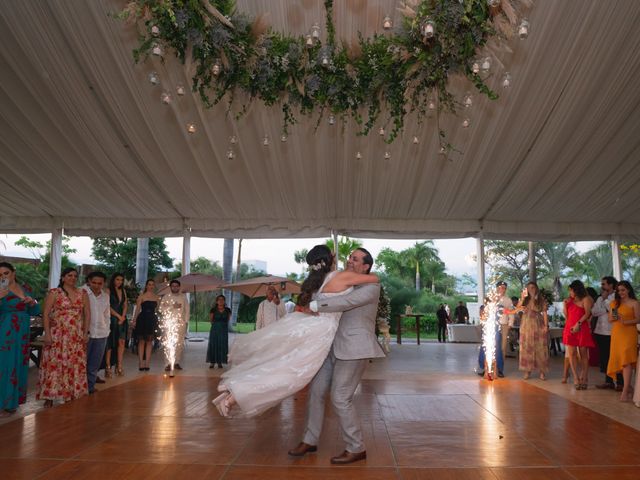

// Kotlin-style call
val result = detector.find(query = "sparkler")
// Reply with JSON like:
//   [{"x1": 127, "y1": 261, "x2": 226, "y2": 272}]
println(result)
[
  {"x1": 159, "y1": 301, "x2": 181, "y2": 378},
  {"x1": 482, "y1": 290, "x2": 501, "y2": 381}
]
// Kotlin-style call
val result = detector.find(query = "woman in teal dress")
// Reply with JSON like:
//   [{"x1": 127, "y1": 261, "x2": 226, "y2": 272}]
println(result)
[
  {"x1": 207, "y1": 295, "x2": 230, "y2": 368},
  {"x1": 0, "y1": 262, "x2": 40, "y2": 415}
]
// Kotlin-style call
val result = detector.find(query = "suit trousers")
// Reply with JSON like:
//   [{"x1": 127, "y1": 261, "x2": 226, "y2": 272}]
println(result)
[
  {"x1": 593, "y1": 333, "x2": 623, "y2": 385},
  {"x1": 303, "y1": 348, "x2": 368, "y2": 453},
  {"x1": 87, "y1": 337, "x2": 108, "y2": 393},
  {"x1": 173, "y1": 320, "x2": 188, "y2": 364},
  {"x1": 478, "y1": 329, "x2": 504, "y2": 374}
]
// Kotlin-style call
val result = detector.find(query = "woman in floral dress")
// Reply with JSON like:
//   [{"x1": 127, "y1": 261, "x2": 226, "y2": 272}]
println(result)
[
  {"x1": 0, "y1": 262, "x2": 40, "y2": 415},
  {"x1": 37, "y1": 267, "x2": 91, "y2": 407},
  {"x1": 516, "y1": 282, "x2": 549, "y2": 380}
]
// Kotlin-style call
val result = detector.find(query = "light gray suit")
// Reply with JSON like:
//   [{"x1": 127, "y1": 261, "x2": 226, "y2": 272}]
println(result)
[{"x1": 302, "y1": 283, "x2": 385, "y2": 453}]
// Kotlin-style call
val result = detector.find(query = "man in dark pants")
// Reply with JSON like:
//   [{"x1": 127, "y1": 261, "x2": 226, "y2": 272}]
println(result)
[
  {"x1": 592, "y1": 276, "x2": 623, "y2": 390},
  {"x1": 436, "y1": 304, "x2": 449, "y2": 342}
]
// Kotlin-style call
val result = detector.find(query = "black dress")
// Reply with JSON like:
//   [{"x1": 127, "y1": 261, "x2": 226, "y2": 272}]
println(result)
[
  {"x1": 108, "y1": 289, "x2": 128, "y2": 349},
  {"x1": 134, "y1": 300, "x2": 157, "y2": 341}
]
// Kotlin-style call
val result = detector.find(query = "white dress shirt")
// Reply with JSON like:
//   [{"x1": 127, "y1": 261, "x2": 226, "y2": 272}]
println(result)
[
  {"x1": 256, "y1": 299, "x2": 286, "y2": 329},
  {"x1": 591, "y1": 292, "x2": 614, "y2": 336},
  {"x1": 83, "y1": 286, "x2": 111, "y2": 338}
]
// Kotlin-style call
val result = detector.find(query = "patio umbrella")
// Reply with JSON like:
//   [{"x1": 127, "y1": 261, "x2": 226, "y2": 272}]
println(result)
[
  {"x1": 222, "y1": 275, "x2": 301, "y2": 298},
  {"x1": 158, "y1": 273, "x2": 224, "y2": 333}
]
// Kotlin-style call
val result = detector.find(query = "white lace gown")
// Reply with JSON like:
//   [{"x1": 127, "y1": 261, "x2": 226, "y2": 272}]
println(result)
[{"x1": 221, "y1": 273, "x2": 350, "y2": 417}]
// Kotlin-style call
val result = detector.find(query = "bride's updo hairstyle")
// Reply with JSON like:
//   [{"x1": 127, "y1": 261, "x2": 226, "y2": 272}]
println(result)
[{"x1": 297, "y1": 245, "x2": 334, "y2": 307}]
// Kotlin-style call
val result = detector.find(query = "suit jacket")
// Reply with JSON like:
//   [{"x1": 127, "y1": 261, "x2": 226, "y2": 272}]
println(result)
[{"x1": 315, "y1": 283, "x2": 386, "y2": 360}]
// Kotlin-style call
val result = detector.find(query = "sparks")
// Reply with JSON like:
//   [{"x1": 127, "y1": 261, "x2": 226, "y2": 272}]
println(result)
[
  {"x1": 482, "y1": 290, "x2": 501, "y2": 381},
  {"x1": 159, "y1": 302, "x2": 181, "y2": 378}
]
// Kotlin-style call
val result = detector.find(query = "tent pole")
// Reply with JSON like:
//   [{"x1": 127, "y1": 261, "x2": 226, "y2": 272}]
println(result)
[
  {"x1": 476, "y1": 236, "x2": 485, "y2": 311},
  {"x1": 48, "y1": 227, "x2": 63, "y2": 289},
  {"x1": 612, "y1": 238, "x2": 622, "y2": 280}
]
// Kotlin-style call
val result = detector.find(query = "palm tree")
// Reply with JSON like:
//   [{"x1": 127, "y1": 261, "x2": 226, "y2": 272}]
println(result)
[
  {"x1": 537, "y1": 242, "x2": 577, "y2": 301},
  {"x1": 404, "y1": 241, "x2": 439, "y2": 291},
  {"x1": 293, "y1": 248, "x2": 309, "y2": 274},
  {"x1": 325, "y1": 236, "x2": 363, "y2": 269}
]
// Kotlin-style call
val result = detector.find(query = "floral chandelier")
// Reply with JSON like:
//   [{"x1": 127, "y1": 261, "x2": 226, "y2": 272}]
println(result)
[{"x1": 120, "y1": 0, "x2": 531, "y2": 149}]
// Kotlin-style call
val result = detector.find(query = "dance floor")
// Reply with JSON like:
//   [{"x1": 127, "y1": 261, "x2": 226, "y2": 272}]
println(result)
[{"x1": 2, "y1": 342, "x2": 640, "y2": 479}]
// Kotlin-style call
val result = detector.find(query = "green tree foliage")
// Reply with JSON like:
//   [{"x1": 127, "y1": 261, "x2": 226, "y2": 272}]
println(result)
[
  {"x1": 536, "y1": 242, "x2": 577, "y2": 301},
  {"x1": 174, "y1": 257, "x2": 223, "y2": 277},
  {"x1": 91, "y1": 237, "x2": 173, "y2": 282},
  {"x1": 569, "y1": 243, "x2": 613, "y2": 286},
  {"x1": 377, "y1": 241, "x2": 446, "y2": 293},
  {"x1": 484, "y1": 240, "x2": 529, "y2": 293},
  {"x1": 13, "y1": 236, "x2": 77, "y2": 300},
  {"x1": 324, "y1": 236, "x2": 363, "y2": 269}
]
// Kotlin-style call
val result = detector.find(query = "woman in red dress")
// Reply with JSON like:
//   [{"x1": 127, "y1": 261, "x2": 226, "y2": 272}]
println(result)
[{"x1": 562, "y1": 280, "x2": 595, "y2": 390}]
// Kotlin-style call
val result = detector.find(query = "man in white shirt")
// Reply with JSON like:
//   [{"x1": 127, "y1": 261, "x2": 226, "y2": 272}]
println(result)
[
  {"x1": 592, "y1": 276, "x2": 622, "y2": 390},
  {"x1": 84, "y1": 271, "x2": 111, "y2": 394},
  {"x1": 159, "y1": 279, "x2": 190, "y2": 371},
  {"x1": 256, "y1": 286, "x2": 286, "y2": 329},
  {"x1": 477, "y1": 281, "x2": 512, "y2": 378},
  {"x1": 285, "y1": 296, "x2": 296, "y2": 314}
]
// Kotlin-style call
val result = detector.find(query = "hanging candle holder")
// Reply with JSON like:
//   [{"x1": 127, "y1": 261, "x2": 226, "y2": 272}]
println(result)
[
  {"x1": 305, "y1": 34, "x2": 314, "y2": 48},
  {"x1": 187, "y1": 123, "x2": 197, "y2": 134},
  {"x1": 148, "y1": 71, "x2": 160, "y2": 85},
  {"x1": 151, "y1": 25, "x2": 160, "y2": 37},
  {"x1": 383, "y1": 16, "x2": 393, "y2": 30},
  {"x1": 229, "y1": 135, "x2": 237, "y2": 144},
  {"x1": 481, "y1": 57, "x2": 491, "y2": 72},
  {"x1": 421, "y1": 18, "x2": 435, "y2": 41},
  {"x1": 471, "y1": 59, "x2": 481, "y2": 74},
  {"x1": 384, "y1": 152, "x2": 391, "y2": 160},
  {"x1": 378, "y1": 126, "x2": 385, "y2": 136},
  {"x1": 462, "y1": 118, "x2": 470, "y2": 128},
  {"x1": 227, "y1": 149, "x2": 235, "y2": 159},
  {"x1": 413, "y1": 136, "x2": 419, "y2": 144},
  {"x1": 311, "y1": 23, "x2": 321, "y2": 41},
  {"x1": 152, "y1": 43, "x2": 162, "y2": 56},
  {"x1": 356, "y1": 151, "x2": 362, "y2": 160},
  {"x1": 212, "y1": 59, "x2": 222, "y2": 76},
  {"x1": 518, "y1": 19, "x2": 530, "y2": 39},
  {"x1": 463, "y1": 92, "x2": 473, "y2": 108},
  {"x1": 160, "y1": 91, "x2": 172, "y2": 105},
  {"x1": 262, "y1": 135, "x2": 269, "y2": 146},
  {"x1": 280, "y1": 134, "x2": 287, "y2": 142},
  {"x1": 175, "y1": 84, "x2": 186, "y2": 96},
  {"x1": 320, "y1": 53, "x2": 330, "y2": 67},
  {"x1": 502, "y1": 72, "x2": 512, "y2": 88},
  {"x1": 328, "y1": 114, "x2": 336, "y2": 125}
]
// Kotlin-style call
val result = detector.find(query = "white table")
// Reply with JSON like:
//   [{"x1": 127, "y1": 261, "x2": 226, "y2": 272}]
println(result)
[{"x1": 447, "y1": 324, "x2": 482, "y2": 343}]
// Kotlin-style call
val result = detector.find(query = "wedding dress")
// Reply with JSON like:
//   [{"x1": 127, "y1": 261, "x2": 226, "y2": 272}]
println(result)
[{"x1": 220, "y1": 271, "x2": 351, "y2": 417}]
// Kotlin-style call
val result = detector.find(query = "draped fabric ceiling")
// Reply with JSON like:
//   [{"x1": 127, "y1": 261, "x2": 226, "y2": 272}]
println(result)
[{"x1": 1, "y1": 0, "x2": 640, "y2": 241}]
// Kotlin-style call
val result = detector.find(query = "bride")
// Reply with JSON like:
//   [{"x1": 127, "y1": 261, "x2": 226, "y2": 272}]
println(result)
[{"x1": 213, "y1": 244, "x2": 379, "y2": 417}]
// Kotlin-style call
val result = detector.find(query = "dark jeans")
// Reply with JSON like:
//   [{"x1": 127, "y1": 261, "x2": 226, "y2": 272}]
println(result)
[
  {"x1": 593, "y1": 333, "x2": 623, "y2": 386},
  {"x1": 87, "y1": 337, "x2": 108, "y2": 393},
  {"x1": 438, "y1": 323, "x2": 447, "y2": 342},
  {"x1": 478, "y1": 329, "x2": 504, "y2": 373}
]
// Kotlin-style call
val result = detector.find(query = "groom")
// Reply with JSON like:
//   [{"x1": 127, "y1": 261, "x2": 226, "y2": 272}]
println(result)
[{"x1": 288, "y1": 247, "x2": 385, "y2": 465}]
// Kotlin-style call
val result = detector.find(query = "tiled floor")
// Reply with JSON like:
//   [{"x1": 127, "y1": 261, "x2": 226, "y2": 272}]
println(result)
[{"x1": 2, "y1": 339, "x2": 640, "y2": 479}]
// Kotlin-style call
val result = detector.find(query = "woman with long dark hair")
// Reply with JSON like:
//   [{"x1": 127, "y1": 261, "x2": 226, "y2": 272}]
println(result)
[
  {"x1": 606, "y1": 281, "x2": 640, "y2": 402},
  {"x1": 212, "y1": 245, "x2": 379, "y2": 418},
  {"x1": 516, "y1": 282, "x2": 549, "y2": 380},
  {"x1": 37, "y1": 267, "x2": 91, "y2": 407},
  {"x1": 133, "y1": 279, "x2": 159, "y2": 371},
  {"x1": 0, "y1": 262, "x2": 40, "y2": 415},
  {"x1": 562, "y1": 280, "x2": 595, "y2": 390},
  {"x1": 207, "y1": 294, "x2": 230, "y2": 368},
  {"x1": 106, "y1": 273, "x2": 128, "y2": 377}
]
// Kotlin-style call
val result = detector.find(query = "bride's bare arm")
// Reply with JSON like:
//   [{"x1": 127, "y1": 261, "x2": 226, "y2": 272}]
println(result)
[{"x1": 322, "y1": 271, "x2": 378, "y2": 293}]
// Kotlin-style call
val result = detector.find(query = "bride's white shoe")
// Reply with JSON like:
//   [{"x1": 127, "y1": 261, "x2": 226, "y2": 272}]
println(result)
[
  {"x1": 217, "y1": 383, "x2": 228, "y2": 393},
  {"x1": 212, "y1": 392, "x2": 230, "y2": 417}
]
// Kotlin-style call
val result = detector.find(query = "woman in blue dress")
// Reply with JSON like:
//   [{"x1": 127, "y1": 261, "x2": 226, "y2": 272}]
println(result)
[{"x1": 0, "y1": 262, "x2": 40, "y2": 415}]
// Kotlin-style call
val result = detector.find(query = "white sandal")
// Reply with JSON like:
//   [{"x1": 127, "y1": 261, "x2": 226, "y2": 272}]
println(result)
[{"x1": 212, "y1": 392, "x2": 230, "y2": 417}]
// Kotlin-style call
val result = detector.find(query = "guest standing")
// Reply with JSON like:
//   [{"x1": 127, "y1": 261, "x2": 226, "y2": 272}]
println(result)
[
  {"x1": 0, "y1": 262, "x2": 40, "y2": 415},
  {"x1": 453, "y1": 301, "x2": 469, "y2": 324},
  {"x1": 83, "y1": 271, "x2": 110, "y2": 394},
  {"x1": 517, "y1": 282, "x2": 549, "y2": 380},
  {"x1": 106, "y1": 273, "x2": 128, "y2": 377},
  {"x1": 606, "y1": 281, "x2": 640, "y2": 402},
  {"x1": 207, "y1": 295, "x2": 230, "y2": 368},
  {"x1": 562, "y1": 280, "x2": 595, "y2": 390},
  {"x1": 38, "y1": 267, "x2": 90, "y2": 407},
  {"x1": 256, "y1": 286, "x2": 285, "y2": 329},
  {"x1": 133, "y1": 279, "x2": 159, "y2": 371},
  {"x1": 592, "y1": 276, "x2": 621, "y2": 390},
  {"x1": 436, "y1": 304, "x2": 449, "y2": 342}
]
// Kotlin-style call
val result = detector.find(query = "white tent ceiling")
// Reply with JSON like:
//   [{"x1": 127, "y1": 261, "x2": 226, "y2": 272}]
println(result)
[{"x1": 1, "y1": 0, "x2": 640, "y2": 241}]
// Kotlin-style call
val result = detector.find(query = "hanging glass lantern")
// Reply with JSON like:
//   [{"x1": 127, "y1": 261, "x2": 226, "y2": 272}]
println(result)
[
  {"x1": 378, "y1": 126, "x2": 385, "y2": 136},
  {"x1": 320, "y1": 53, "x2": 330, "y2": 67},
  {"x1": 227, "y1": 149, "x2": 235, "y2": 159},
  {"x1": 502, "y1": 72, "x2": 512, "y2": 88},
  {"x1": 463, "y1": 92, "x2": 473, "y2": 108},
  {"x1": 212, "y1": 59, "x2": 222, "y2": 76},
  {"x1": 229, "y1": 135, "x2": 237, "y2": 144},
  {"x1": 472, "y1": 60, "x2": 480, "y2": 74},
  {"x1": 262, "y1": 135, "x2": 269, "y2": 146},
  {"x1": 481, "y1": 57, "x2": 491, "y2": 72},
  {"x1": 148, "y1": 71, "x2": 160, "y2": 85},
  {"x1": 151, "y1": 25, "x2": 160, "y2": 37},
  {"x1": 413, "y1": 136, "x2": 419, "y2": 144},
  {"x1": 462, "y1": 118, "x2": 470, "y2": 128},
  {"x1": 356, "y1": 151, "x2": 362, "y2": 160},
  {"x1": 305, "y1": 34, "x2": 314, "y2": 48},
  {"x1": 187, "y1": 123, "x2": 197, "y2": 134},
  {"x1": 384, "y1": 152, "x2": 391, "y2": 160},
  {"x1": 280, "y1": 134, "x2": 287, "y2": 142},
  {"x1": 421, "y1": 18, "x2": 435, "y2": 41},
  {"x1": 311, "y1": 23, "x2": 321, "y2": 40},
  {"x1": 428, "y1": 98, "x2": 436, "y2": 111},
  {"x1": 176, "y1": 84, "x2": 185, "y2": 96},
  {"x1": 160, "y1": 91, "x2": 172, "y2": 105},
  {"x1": 328, "y1": 114, "x2": 335, "y2": 125},
  {"x1": 383, "y1": 16, "x2": 393, "y2": 30},
  {"x1": 518, "y1": 19, "x2": 530, "y2": 39},
  {"x1": 152, "y1": 43, "x2": 162, "y2": 56}
]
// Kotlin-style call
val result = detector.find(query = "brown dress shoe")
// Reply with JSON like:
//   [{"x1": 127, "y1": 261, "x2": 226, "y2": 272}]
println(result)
[
  {"x1": 288, "y1": 442, "x2": 317, "y2": 456},
  {"x1": 330, "y1": 450, "x2": 367, "y2": 465}
]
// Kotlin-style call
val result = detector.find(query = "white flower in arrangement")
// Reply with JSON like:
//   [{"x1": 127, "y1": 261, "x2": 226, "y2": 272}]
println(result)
[{"x1": 308, "y1": 260, "x2": 326, "y2": 271}]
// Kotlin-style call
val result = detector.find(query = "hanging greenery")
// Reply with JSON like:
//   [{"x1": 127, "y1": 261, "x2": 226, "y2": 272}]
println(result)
[{"x1": 119, "y1": 0, "x2": 530, "y2": 144}]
